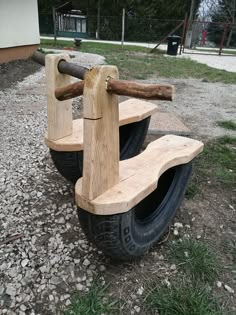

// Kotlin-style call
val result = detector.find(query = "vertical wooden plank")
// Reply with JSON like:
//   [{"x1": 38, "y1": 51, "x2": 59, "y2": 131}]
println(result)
[
  {"x1": 45, "y1": 54, "x2": 72, "y2": 140},
  {"x1": 82, "y1": 66, "x2": 119, "y2": 200}
]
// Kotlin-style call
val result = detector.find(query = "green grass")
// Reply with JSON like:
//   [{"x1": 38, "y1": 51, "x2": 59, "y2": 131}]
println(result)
[
  {"x1": 40, "y1": 39, "x2": 236, "y2": 83},
  {"x1": 64, "y1": 282, "x2": 118, "y2": 315},
  {"x1": 225, "y1": 239, "x2": 236, "y2": 262},
  {"x1": 168, "y1": 239, "x2": 219, "y2": 284},
  {"x1": 196, "y1": 136, "x2": 236, "y2": 187},
  {"x1": 217, "y1": 120, "x2": 236, "y2": 130},
  {"x1": 224, "y1": 239, "x2": 236, "y2": 282},
  {"x1": 145, "y1": 280, "x2": 224, "y2": 315},
  {"x1": 185, "y1": 182, "x2": 200, "y2": 199}
]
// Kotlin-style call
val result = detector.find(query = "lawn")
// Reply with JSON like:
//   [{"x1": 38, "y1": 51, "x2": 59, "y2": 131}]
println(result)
[{"x1": 40, "y1": 39, "x2": 236, "y2": 83}]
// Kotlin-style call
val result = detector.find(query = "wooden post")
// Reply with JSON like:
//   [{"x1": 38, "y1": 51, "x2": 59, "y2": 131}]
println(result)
[
  {"x1": 45, "y1": 54, "x2": 72, "y2": 140},
  {"x1": 52, "y1": 6, "x2": 57, "y2": 43},
  {"x1": 96, "y1": 0, "x2": 101, "y2": 39},
  {"x1": 180, "y1": 14, "x2": 188, "y2": 54},
  {"x1": 82, "y1": 66, "x2": 120, "y2": 200},
  {"x1": 121, "y1": 8, "x2": 125, "y2": 47},
  {"x1": 219, "y1": 24, "x2": 227, "y2": 55}
]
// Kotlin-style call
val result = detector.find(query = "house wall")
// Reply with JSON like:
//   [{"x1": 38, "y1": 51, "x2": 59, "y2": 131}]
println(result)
[{"x1": 0, "y1": 0, "x2": 40, "y2": 62}]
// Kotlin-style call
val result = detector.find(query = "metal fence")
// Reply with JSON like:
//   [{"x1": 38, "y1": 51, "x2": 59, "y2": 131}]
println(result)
[
  {"x1": 39, "y1": 14, "x2": 183, "y2": 43},
  {"x1": 184, "y1": 20, "x2": 236, "y2": 55},
  {"x1": 39, "y1": 13, "x2": 236, "y2": 55}
]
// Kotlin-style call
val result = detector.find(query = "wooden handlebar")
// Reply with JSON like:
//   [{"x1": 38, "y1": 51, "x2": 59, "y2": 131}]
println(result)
[
  {"x1": 55, "y1": 78, "x2": 175, "y2": 101},
  {"x1": 32, "y1": 52, "x2": 174, "y2": 101},
  {"x1": 55, "y1": 80, "x2": 84, "y2": 101},
  {"x1": 106, "y1": 77, "x2": 174, "y2": 101}
]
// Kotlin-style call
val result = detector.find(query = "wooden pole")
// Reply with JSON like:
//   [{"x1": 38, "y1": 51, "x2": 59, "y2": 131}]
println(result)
[
  {"x1": 55, "y1": 80, "x2": 84, "y2": 101},
  {"x1": 96, "y1": 0, "x2": 101, "y2": 39},
  {"x1": 121, "y1": 8, "x2": 125, "y2": 47},
  {"x1": 54, "y1": 78, "x2": 175, "y2": 101},
  {"x1": 52, "y1": 6, "x2": 57, "y2": 43},
  {"x1": 180, "y1": 14, "x2": 188, "y2": 55},
  {"x1": 219, "y1": 24, "x2": 227, "y2": 55},
  {"x1": 106, "y1": 78, "x2": 174, "y2": 101},
  {"x1": 185, "y1": 0, "x2": 195, "y2": 48}
]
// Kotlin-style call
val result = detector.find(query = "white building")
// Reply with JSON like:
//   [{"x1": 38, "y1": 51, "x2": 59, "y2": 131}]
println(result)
[{"x1": 0, "y1": 0, "x2": 40, "y2": 63}]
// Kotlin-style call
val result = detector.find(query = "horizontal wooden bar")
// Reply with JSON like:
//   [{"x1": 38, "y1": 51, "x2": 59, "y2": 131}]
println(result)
[
  {"x1": 106, "y1": 78, "x2": 174, "y2": 101},
  {"x1": 55, "y1": 77, "x2": 175, "y2": 101},
  {"x1": 32, "y1": 51, "x2": 87, "y2": 80},
  {"x1": 55, "y1": 80, "x2": 84, "y2": 100}
]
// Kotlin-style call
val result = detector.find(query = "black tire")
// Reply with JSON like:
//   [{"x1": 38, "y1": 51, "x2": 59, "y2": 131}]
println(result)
[
  {"x1": 77, "y1": 162, "x2": 192, "y2": 260},
  {"x1": 50, "y1": 117, "x2": 150, "y2": 183}
]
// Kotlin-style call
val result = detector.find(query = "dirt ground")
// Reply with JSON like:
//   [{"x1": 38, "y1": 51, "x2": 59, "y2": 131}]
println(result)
[{"x1": 0, "y1": 58, "x2": 235, "y2": 314}]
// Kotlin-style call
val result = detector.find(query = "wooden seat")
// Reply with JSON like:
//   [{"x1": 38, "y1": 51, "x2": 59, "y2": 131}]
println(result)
[
  {"x1": 44, "y1": 99, "x2": 157, "y2": 151},
  {"x1": 75, "y1": 135, "x2": 204, "y2": 215}
]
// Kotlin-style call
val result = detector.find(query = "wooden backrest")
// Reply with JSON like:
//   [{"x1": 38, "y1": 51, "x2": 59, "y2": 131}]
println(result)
[{"x1": 45, "y1": 54, "x2": 72, "y2": 140}]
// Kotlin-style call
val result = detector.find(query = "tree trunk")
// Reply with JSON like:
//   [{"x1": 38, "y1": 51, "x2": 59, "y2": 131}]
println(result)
[{"x1": 226, "y1": 27, "x2": 233, "y2": 47}]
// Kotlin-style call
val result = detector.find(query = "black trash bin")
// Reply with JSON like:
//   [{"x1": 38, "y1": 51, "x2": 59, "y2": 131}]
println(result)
[
  {"x1": 167, "y1": 35, "x2": 181, "y2": 56},
  {"x1": 74, "y1": 38, "x2": 82, "y2": 48}
]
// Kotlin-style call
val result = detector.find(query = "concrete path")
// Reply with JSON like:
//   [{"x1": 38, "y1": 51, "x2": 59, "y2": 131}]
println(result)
[{"x1": 179, "y1": 53, "x2": 236, "y2": 73}]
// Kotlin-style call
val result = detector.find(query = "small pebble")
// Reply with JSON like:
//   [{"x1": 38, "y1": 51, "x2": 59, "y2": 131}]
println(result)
[
  {"x1": 134, "y1": 306, "x2": 140, "y2": 313},
  {"x1": 83, "y1": 259, "x2": 90, "y2": 266},
  {"x1": 224, "y1": 284, "x2": 234, "y2": 294}
]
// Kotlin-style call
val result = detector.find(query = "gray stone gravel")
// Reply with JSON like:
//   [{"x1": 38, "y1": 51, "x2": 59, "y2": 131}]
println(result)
[{"x1": 0, "y1": 53, "x2": 105, "y2": 314}]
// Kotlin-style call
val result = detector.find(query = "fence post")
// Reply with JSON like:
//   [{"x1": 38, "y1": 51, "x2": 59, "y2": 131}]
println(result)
[
  {"x1": 219, "y1": 24, "x2": 227, "y2": 55},
  {"x1": 52, "y1": 6, "x2": 57, "y2": 43},
  {"x1": 121, "y1": 8, "x2": 125, "y2": 47},
  {"x1": 180, "y1": 14, "x2": 188, "y2": 54}
]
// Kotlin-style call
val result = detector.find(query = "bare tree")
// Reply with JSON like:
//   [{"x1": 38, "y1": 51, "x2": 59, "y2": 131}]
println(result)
[{"x1": 203, "y1": 0, "x2": 236, "y2": 47}]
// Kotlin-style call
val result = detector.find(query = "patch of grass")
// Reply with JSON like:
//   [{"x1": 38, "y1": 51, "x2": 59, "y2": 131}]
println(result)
[
  {"x1": 185, "y1": 182, "x2": 200, "y2": 199},
  {"x1": 217, "y1": 120, "x2": 236, "y2": 130},
  {"x1": 196, "y1": 136, "x2": 236, "y2": 187},
  {"x1": 225, "y1": 239, "x2": 236, "y2": 261},
  {"x1": 64, "y1": 282, "x2": 118, "y2": 315},
  {"x1": 40, "y1": 38, "x2": 149, "y2": 53},
  {"x1": 224, "y1": 240, "x2": 236, "y2": 280},
  {"x1": 40, "y1": 39, "x2": 236, "y2": 83},
  {"x1": 145, "y1": 280, "x2": 224, "y2": 315},
  {"x1": 168, "y1": 239, "x2": 219, "y2": 284}
]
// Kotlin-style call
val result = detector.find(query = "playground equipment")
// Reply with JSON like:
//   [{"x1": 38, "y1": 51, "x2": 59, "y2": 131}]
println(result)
[
  {"x1": 33, "y1": 52, "x2": 165, "y2": 183},
  {"x1": 34, "y1": 52, "x2": 203, "y2": 259}
]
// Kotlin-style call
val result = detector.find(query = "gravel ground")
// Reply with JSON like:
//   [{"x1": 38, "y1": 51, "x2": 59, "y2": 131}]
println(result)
[
  {"x1": 0, "y1": 52, "x2": 235, "y2": 314},
  {"x1": 0, "y1": 54, "x2": 107, "y2": 315},
  {"x1": 150, "y1": 77, "x2": 236, "y2": 139}
]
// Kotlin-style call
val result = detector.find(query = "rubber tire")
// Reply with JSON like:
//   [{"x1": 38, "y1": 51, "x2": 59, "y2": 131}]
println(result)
[
  {"x1": 50, "y1": 117, "x2": 150, "y2": 184},
  {"x1": 77, "y1": 162, "x2": 192, "y2": 260}
]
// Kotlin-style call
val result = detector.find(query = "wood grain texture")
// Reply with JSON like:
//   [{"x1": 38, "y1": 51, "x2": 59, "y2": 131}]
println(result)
[
  {"x1": 75, "y1": 135, "x2": 204, "y2": 215},
  {"x1": 82, "y1": 66, "x2": 120, "y2": 200},
  {"x1": 55, "y1": 80, "x2": 84, "y2": 101},
  {"x1": 45, "y1": 54, "x2": 72, "y2": 140},
  {"x1": 44, "y1": 99, "x2": 157, "y2": 151},
  {"x1": 53, "y1": 77, "x2": 175, "y2": 101},
  {"x1": 106, "y1": 78, "x2": 175, "y2": 101}
]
